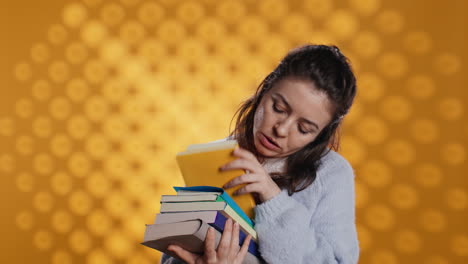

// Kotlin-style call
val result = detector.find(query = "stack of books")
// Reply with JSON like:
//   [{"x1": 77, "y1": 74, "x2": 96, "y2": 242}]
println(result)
[{"x1": 141, "y1": 140, "x2": 263, "y2": 263}]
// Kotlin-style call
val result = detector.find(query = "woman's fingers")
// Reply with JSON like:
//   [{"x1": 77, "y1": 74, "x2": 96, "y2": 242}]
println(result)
[
  {"x1": 220, "y1": 158, "x2": 257, "y2": 174},
  {"x1": 217, "y1": 218, "x2": 233, "y2": 258},
  {"x1": 237, "y1": 235, "x2": 252, "y2": 260},
  {"x1": 167, "y1": 245, "x2": 197, "y2": 264},
  {"x1": 223, "y1": 173, "x2": 256, "y2": 189},
  {"x1": 231, "y1": 221, "x2": 240, "y2": 253},
  {"x1": 204, "y1": 227, "x2": 217, "y2": 262}
]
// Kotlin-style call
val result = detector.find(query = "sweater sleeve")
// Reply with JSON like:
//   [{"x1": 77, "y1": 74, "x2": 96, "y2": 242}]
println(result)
[{"x1": 254, "y1": 153, "x2": 359, "y2": 264}]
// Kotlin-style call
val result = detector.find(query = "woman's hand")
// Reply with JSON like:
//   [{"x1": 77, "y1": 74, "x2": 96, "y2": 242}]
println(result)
[
  {"x1": 221, "y1": 147, "x2": 281, "y2": 203},
  {"x1": 167, "y1": 218, "x2": 251, "y2": 264}
]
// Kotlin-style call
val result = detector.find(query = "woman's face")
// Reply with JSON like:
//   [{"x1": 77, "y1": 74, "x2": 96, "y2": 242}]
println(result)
[{"x1": 253, "y1": 77, "x2": 334, "y2": 158}]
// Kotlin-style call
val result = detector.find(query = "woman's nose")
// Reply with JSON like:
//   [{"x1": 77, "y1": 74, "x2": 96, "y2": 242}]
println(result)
[{"x1": 273, "y1": 118, "x2": 292, "y2": 137}]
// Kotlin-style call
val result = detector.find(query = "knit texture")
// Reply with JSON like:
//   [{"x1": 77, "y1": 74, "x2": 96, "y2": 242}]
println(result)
[{"x1": 160, "y1": 150, "x2": 359, "y2": 264}]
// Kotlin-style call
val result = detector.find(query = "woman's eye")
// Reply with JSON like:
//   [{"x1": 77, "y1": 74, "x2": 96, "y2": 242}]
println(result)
[
  {"x1": 298, "y1": 126, "x2": 309, "y2": 134},
  {"x1": 272, "y1": 103, "x2": 284, "y2": 113}
]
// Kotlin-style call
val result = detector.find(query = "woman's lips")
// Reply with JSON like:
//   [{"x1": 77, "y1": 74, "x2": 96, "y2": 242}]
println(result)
[{"x1": 259, "y1": 133, "x2": 281, "y2": 151}]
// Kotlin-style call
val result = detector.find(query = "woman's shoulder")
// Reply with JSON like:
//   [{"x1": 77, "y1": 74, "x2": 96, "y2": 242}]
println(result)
[{"x1": 316, "y1": 150, "x2": 355, "y2": 185}]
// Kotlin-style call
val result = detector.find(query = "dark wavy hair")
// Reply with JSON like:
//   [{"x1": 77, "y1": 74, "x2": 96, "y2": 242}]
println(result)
[{"x1": 230, "y1": 44, "x2": 357, "y2": 195}]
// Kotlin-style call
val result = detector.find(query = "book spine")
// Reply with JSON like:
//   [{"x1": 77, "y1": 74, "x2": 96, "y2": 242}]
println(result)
[
  {"x1": 219, "y1": 192, "x2": 255, "y2": 227},
  {"x1": 210, "y1": 213, "x2": 260, "y2": 257}
]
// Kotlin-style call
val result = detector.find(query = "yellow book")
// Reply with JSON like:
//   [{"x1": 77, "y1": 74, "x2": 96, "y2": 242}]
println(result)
[{"x1": 176, "y1": 140, "x2": 256, "y2": 219}]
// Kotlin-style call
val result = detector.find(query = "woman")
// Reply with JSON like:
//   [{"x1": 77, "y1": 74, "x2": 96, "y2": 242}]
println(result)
[{"x1": 163, "y1": 44, "x2": 359, "y2": 264}]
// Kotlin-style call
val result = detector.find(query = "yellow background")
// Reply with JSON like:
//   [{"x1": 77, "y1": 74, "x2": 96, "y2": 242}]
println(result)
[{"x1": 1, "y1": 0, "x2": 467, "y2": 263}]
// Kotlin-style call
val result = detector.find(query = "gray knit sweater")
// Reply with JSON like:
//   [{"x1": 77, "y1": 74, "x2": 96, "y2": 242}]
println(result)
[{"x1": 161, "y1": 150, "x2": 359, "y2": 264}]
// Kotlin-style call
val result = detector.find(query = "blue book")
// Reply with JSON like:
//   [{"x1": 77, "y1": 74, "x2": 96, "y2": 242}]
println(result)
[
  {"x1": 155, "y1": 211, "x2": 260, "y2": 257},
  {"x1": 173, "y1": 186, "x2": 255, "y2": 227}
]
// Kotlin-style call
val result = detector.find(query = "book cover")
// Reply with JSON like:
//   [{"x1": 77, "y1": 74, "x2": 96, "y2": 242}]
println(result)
[
  {"x1": 176, "y1": 140, "x2": 256, "y2": 219},
  {"x1": 173, "y1": 186, "x2": 254, "y2": 227},
  {"x1": 141, "y1": 220, "x2": 262, "y2": 264},
  {"x1": 154, "y1": 211, "x2": 259, "y2": 257}
]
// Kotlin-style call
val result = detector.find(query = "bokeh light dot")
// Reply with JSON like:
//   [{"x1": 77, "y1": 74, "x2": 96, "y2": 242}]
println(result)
[
  {"x1": 81, "y1": 20, "x2": 109, "y2": 47},
  {"x1": 445, "y1": 188, "x2": 468, "y2": 211},
  {"x1": 83, "y1": 60, "x2": 109, "y2": 84},
  {"x1": 51, "y1": 250, "x2": 73, "y2": 264},
  {"x1": 365, "y1": 204, "x2": 395, "y2": 231},
  {"x1": 406, "y1": 74, "x2": 436, "y2": 99},
  {"x1": 434, "y1": 53, "x2": 462, "y2": 75},
  {"x1": 65, "y1": 42, "x2": 89, "y2": 65},
  {"x1": 377, "y1": 52, "x2": 409, "y2": 79},
  {"x1": 280, "y1": 14, "x2": 312, "y2": 43},
  {"x1": 441, "y1": 142, "x2": 466, "y2": 166},
  {"x1": 376, "y1": 9, "x2": 404, "y2": 34},
  {"x1": 52, "y1": 210, "x2": 74, "y2": 234},
  {"x1": 32, "y1": 79, "x2": 52, "y2": 101},
  {"x1": 369, "y1": 249, "x2": 398, "y2": 264},
  {"x1": 394, "y1": 229, "x2": 422, "y2": 253},
  {"x1": 16, "y1": 210, "x2": 35, "y2": 230},
  {"x1": 120, "y1": 21, "x2": 146, "y2": 46},
  {"x1": 257, "y1": 0, "x2": 288, "y2": 22},
  {"x1": 385, "y1": 139, "x2": 415, "y2": 165},
  {"x1": 87, "y1": 249, "x2": 113, "y2": 264},
  {"x1": 13, "y1": 62, "x2": 33, "y2": 82},
  {"x1": 32, "y1": 116, "x2": 54, "y2": 138},
  {"x1": 16, "y1": 171, "x2": 34, "y2": 192},
  {"x1": 68, "y1": 152, "x2": 92, "y2": 178},
  {"x1": 404, "y1": 31, "x2": 432, "y2": 54},
  {"x1": 137, "y1": 2, "x2": 165, "y2": 27},
  {"x1": 438, "y1": 97, "x2": 464, "y2": 121},
  {"x1": 349, "y1": 0, "x2": 381, "y2": 16},
  {"x1": 15, "y1": 97, "x2": 34, "y2": 118},
  {"x1": 156, "y1": 19, "x2": 186, "y2": 44},
  {"x1": 48, "y1": 60, "x2": 70, "y2": 83},
  {"x1": 49, "y1": 96, "x2": 72, "y2": 120},
  {"x1": 34, "y1": 229, "x2": 54, "y2": 251},
  {"x1": 16, "y1": 135, "x2": 35, "y2": 155},
  {"x1": 47, "y1": 24, "x2": 68, "y2": 45},
  {"x1": 410, "y1": 119, "x2": 439, "y2": 144},
  {"x1": 357, "y1": 72, "x2": 385, "y2": 102},
  {"x1": 100, "y1": 3, "x2": 126, "y2": 27},
  {"x1": 389, "y1": 183, "x2": 419, "y2": 210},
  {"x1": 359, "y1": 159, "x2": 392, "y2": 188},
  {"x1": 303, "y1": 0, "x2": 333, "y2": 19},
  {"x1": 30, "y1": 43, "x2": 50, "y2": 63},
  {"x1": 380, "y1": 95, "x2": 412, "y2": 122},
  {"x1": 419, "y1": 208, "x2": 446, "y2": 233},
  {"x1": 413, "y1": 163, "x2": 443, "y2": 188},
  {"x1": 50, "y1": 171, "x2": 73, "y2": 196},
  {"x1": 66, "y1": 78, "x2": 90, "y2": 102},
  {"x1": 339, "y1": 135, "x2": 367, "y2": 166},
  {"x1": 177, "y1": 0, "x2": 205, "y2": 25},
  {"x1": 67, "y1": 115, "x2": 91, "y2": 140},
  {"x1": 50, "y1": 133, "x2": 73, "y2": 158},
  {"x1": 355, "y1": 116, "x2": 388, "y2": 145},
  {"x1": 451, "y1": 234, "x2": 468, "y2": 257},
  {"x1": 351, "y1": 31, "x2": 381, "y2": 58},
  {"x1": 0, "y1": 153, "x2": 15, "y2": 173},
  {"x1": 69, "y1": 190, "x2": 94, "y2": 216},
  {"x1": 33, "y1": 153, "x2": 55, "y2": 175},
  {"x1": 63, "y1": 3, "x2": 88, "y2": 28},
  {"x1": 325, "y1": 10, "x2": 359, "y2": 40},
  {"x1": 69, "y1": 229, "x2": 93, "y2": 254},
  {"x1": 104, "y1": 232, "x2": 133, "y2": 260},
  {"x1": 84, "y1": 95, "x2": 110, "y2": 122},
  {"x1": 33, "y1": 191, "x2": 55, "y2": 213},
  {"x1": 86, "y1": 209, "x2": 113, "y2": 237}
]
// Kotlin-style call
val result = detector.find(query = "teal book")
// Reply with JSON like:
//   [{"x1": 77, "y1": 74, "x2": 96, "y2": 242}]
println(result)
[{"x1": 173, "y1": 186, "x2": 255, "y2": 228}]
